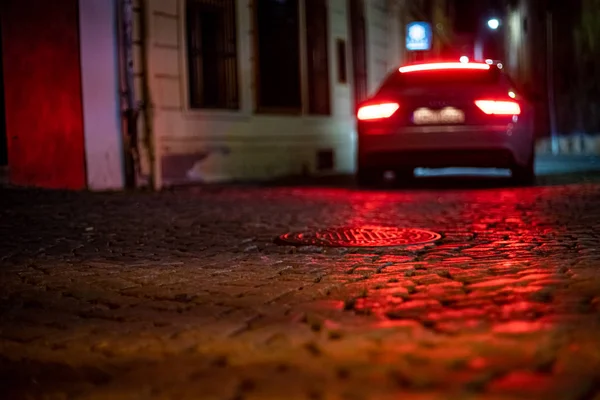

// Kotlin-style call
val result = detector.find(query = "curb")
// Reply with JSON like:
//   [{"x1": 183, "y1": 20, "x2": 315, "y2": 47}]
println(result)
[{"x1": 536, "y1": 134, "x2": 600, "y2": 156}]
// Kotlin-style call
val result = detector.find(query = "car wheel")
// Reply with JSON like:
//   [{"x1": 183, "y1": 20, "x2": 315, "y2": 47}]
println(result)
[
  {"x1": 356, "y1": 167, "x2": 381, "y2": 187},
  {"x1": 511, "y1": 153, "x2": 535, "y2": 186}
]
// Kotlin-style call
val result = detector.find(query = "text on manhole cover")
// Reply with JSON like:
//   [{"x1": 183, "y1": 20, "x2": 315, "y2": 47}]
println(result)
[{"x1": 277, "y1": 226, "x2": 441, "y2": 248}]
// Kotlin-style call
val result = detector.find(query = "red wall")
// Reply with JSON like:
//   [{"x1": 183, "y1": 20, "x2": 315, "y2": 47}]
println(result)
[{"x1": 1, "y1": 0, "x2": 86, "y2": 189}]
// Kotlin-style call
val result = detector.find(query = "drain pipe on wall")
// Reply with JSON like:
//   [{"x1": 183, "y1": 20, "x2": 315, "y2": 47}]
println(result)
[
  {"x1": 116, "y1": 0, "x2": 140, "y2": 188},
  {"x1": 137, "y1": 0, "x2": 156, "y2": 190}
]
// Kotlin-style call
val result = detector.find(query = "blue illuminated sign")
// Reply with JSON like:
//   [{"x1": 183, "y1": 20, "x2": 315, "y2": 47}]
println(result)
[{"x1": 406, "y1": 22, "x2": 432, "y2": 51}]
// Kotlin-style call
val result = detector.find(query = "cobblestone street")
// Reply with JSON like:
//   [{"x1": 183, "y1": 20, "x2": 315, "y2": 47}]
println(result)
[{"x1": 2, "y1": 172, "x2": 600, "y2": 400}]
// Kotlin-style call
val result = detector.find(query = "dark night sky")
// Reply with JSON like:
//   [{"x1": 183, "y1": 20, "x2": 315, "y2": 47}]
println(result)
[
  {"x1": 451, "y1": 0, "x2": 506, "y2": 33},
  {"x1": 452, "y1": 0, "x2": 479, "y2": 33},
  {"x1": 451, "y1": 0, "x2": 582, "y2": 34}
]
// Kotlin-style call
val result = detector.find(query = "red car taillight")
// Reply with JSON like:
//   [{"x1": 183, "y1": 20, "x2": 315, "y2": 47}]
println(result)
[
  {"x1": 474, "y1": 100, "x2": 521, "y2": 115},
  {"x1": 357, "y1": 102, "x2": 400, "y2": 121},
  {"x1": 399, "y1": 62, "x2": 490, "y2": 73}
]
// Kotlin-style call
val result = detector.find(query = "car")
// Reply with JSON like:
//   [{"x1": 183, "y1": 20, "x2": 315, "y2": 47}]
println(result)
[{"x1": 355, "y1": 61, "x2": 536, "y2": 186}]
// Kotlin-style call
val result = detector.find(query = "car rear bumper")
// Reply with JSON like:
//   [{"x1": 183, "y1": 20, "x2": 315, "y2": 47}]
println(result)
[
  {"x1": 357, "y1": 124, "x2": 534, "y2": 168},
  {"x1": 361, "y1": 148, "x2": 518, "y2": 169}
]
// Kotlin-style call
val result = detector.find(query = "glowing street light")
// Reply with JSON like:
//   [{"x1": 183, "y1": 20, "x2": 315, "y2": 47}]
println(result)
[
  {"x1": 460, "y1": 56, "x2": 469, "y2": 63},
  {"x1": 487, "y1": 18, "x2": 500, "y2": 30}
]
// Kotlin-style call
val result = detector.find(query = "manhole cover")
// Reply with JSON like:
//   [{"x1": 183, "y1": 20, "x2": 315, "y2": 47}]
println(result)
[{"x1": 277, "y1": 226, "x2": 441, "y2": 248}]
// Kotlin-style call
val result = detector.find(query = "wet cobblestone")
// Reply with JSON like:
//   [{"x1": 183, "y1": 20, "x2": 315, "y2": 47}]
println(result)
[{"x1": 1, "y1": 180, "x2": 600, "y2": 399}]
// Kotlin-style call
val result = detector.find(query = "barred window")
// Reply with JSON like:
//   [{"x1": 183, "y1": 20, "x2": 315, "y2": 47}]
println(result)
[
  {"x1": 186, "y1": 0, "x2": 239, "y2": 109},
  {"x1": 349, "y1": 0, "x2": 368, "y2": 106},
  {"x1": 254, "y1": 0, "x2": 301, "y2": 112},
  {"x1": 305, "y1": 0, "x2": 331, "y2": 115}
]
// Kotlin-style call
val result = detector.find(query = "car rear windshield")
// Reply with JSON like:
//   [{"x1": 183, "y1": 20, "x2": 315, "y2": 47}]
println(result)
[{"x1": 379, "y1": 68, "x2": 501, "y2": 90}]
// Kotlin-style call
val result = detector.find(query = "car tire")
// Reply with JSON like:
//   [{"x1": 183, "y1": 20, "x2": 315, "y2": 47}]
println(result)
[
  {"x1": 356, "y1": 166, "x2": 380, "y2": 187},
  {"x1": 511, "y1": 152, "x2": 535, "y2": 186}
]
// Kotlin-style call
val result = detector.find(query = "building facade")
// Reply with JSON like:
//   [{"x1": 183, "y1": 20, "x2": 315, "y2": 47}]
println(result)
[
  {"x1": 132, "y1": 0, "x2": 408, "y2": 188},
  {"x1": 2, "y1": 0, "x2": 456, "y2": 191},
  {"x1": 1, "y1": 0, "x2": 125, "y2": 190},
  {"x1": 503, "y1": 0, "x2": 550, "y2": 140}
]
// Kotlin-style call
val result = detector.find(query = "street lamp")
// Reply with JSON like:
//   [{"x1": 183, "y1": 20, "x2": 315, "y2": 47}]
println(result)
[{"x1": 487, "y1": 18, "x2": 500, "y2": 30}]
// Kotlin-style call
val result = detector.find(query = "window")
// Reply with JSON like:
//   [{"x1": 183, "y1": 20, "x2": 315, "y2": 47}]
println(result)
[
  {"x1": 186, "y1": 0, "x2": 239, "y2": 109},
  {"x1": 336, "y1": 39, "x2": 347, "y2": 84},
  {"x1": 254, "y1": 0, "x2": 301, "y2": 112},
  {"x1": 305, "y1": 0, "x2": 330, "y2": 115},
  {"x1": 348, "y1": 0, "x2": 367, "y2": 105}
]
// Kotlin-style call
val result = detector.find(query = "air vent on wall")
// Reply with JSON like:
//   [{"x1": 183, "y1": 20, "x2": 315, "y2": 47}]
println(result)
[{"x1": 317, "y1": 149, "x2": 334, "y2": 171}]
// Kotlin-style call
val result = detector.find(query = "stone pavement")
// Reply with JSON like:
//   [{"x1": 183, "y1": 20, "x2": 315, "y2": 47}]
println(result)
[{"x1": 2, "y1": 175, "x2": 600, "y2": 399}]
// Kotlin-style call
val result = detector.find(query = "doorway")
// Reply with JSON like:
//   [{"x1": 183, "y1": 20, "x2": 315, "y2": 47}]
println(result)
[{"x1": 348, "y1": 0, "x2": 367, "y2": 107}]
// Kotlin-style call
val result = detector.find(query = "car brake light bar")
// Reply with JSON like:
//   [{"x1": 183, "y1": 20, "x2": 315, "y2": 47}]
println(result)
[
  {"x1": 399, "y1": 62, "x2": 490, "y2": 73},
  {"x1": 357, "y1": 102, "x2": 400, "y2": 121},
  {"x1": 474, "y1": 100, "x2": 521, "y2": 115}
]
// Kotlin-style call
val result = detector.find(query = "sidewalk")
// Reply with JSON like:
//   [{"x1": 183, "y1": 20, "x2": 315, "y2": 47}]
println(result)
[
  {"x1": 2, "y1": 154, "x2": 600, "y2": 191},
  {"x1": 536, "y1": 134, "x2": 600, "y2": 156},
  {"x1": 535, "y1": 153, "x2": 600, "y2": 175}
]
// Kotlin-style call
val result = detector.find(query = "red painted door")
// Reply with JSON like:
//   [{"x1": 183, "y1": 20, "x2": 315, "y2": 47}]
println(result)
[{"x1": 1, "y1": 0, "x2": 86, "y2": 189}]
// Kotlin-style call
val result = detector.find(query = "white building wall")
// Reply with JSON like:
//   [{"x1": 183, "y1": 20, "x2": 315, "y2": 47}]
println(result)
[
  {"x1": 132, "y1": 0, "x2": 154, "y2": 186},
  {"x1": 365, "y1": 0, "x2": 388, "y2": 95},
  {"x1": 329, "y1": 0, "x2": 353, "y2": 117},
  {"x1": 386, "y1": 0, "x2": 404, "y2": 71},
  {"x1": 505, "y1": 5, "x2": 525, "y2": 84},
  {"x1": 135, "y1": 0, "x2": 404, "y2": 188},
  {"x1": 79, "y1": 0, "x2": 125, "y2": 190},
  {"x1": 365, "y1": 0, "x2": 405, "y2": 96}
]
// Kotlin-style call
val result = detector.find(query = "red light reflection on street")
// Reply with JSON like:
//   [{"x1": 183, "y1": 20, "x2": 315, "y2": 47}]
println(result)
[{"x1": 305, "y1": 185, "x2": 572, "y2": 372}]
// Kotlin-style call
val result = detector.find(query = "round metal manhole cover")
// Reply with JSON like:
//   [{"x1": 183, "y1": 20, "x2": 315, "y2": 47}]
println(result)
[{"x1": 276, "y1": 226, "x2": 442, "y2": 248}]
